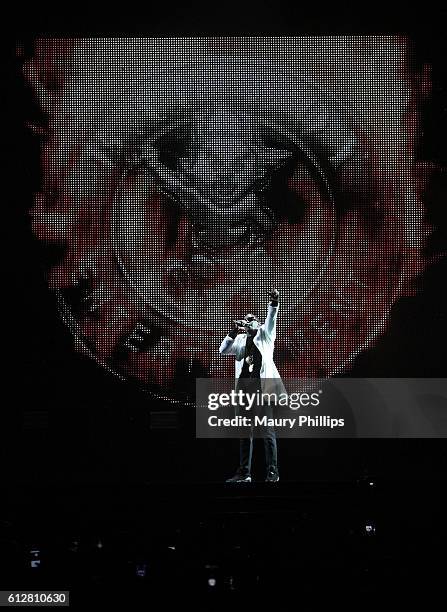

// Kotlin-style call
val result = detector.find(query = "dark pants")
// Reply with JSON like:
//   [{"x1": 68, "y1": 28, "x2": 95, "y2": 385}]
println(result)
[{"x1": 236, "y1": 377, "x2": 278, "y2": 476}]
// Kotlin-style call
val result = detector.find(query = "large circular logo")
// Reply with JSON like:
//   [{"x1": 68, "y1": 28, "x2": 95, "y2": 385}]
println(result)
[{"x1": 24, "y1": 37, "x2": 430, "y2": 401}]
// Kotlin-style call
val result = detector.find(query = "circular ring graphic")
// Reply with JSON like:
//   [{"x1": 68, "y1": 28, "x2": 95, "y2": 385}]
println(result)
[{"x1": 24, "y1": 37, "x2": 430, "y2": 403}]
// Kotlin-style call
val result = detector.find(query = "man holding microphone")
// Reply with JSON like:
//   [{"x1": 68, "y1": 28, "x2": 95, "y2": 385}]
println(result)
[{"x1": 219, "y1": 289, "x2": 283, "y2": 483}]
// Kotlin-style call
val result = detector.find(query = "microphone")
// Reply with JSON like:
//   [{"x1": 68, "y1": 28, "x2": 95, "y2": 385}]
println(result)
[{"x1": 233, "y1": 319, "x2": 247, "y2": 327}]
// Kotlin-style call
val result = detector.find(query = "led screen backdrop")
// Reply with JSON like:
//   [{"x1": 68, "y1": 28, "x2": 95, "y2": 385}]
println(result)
[{"x1": 24, "y1": 36, "x2": 432, "y2": 402}]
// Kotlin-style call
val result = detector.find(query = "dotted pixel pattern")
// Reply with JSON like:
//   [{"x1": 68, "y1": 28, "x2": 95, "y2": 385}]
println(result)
[{"x1": 23, "y1": 37, "x2": 431, "y2": 398}]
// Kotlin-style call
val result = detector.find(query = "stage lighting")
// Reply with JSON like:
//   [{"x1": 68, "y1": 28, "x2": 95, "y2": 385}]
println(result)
[
  {"x1": 29, "y1": 547, "x2": 41, "y2": 568},
  {"x1": 205, "y1": 563, "x2": 219, "y2": 589},
  {"x1": 68, "y1": 540, "x2": 79, "y2": 553},
  {"x1": 224, "y1": 575, "x2": 236, "y2": 591},
  {"x1": 136, "y1": 563, "x2": 147, "y2": 578},
  {"x1": 365, "y1": 523, "x2": 376, "y2": 535},
  {"x1": 356, "y1": 476, "x2": 378, "y2": 491}
]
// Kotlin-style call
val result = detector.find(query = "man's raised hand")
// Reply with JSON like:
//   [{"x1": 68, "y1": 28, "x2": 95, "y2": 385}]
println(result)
[{"x1": 269, "y1": 289, "x2": 279, "y2": 301}]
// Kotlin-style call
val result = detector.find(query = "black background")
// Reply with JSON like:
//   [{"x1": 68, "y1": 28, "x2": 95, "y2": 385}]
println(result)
[{"x1": 4, "y1": 7, "x2": 447, "y2": 488}]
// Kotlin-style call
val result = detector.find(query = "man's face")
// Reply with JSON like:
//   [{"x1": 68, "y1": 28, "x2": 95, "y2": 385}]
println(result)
[{"x1": 244, "y1": 314, "x2": 260, "y2": 334}]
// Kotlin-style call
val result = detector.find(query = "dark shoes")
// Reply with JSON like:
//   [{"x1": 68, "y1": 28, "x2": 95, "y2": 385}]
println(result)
[
  {"x1": 225, "y1": 468, "x2": 280, "y2": 483},
  {"x1": 226, "y1": 469, "x2": 252, "y2": 483},
  {"x1": 265, "y1": 468, "x2": 280, "y2": 483}
]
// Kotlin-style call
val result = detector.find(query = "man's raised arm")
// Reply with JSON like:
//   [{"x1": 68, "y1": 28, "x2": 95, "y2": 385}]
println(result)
[{"x1": 264, "y1": 289, "x2": 279, "y2": 339}]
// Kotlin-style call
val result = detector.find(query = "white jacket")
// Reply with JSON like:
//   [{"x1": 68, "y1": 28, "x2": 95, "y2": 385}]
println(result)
[{"x1": 219, "y1": 303, "x2": 287, "y2": 395}]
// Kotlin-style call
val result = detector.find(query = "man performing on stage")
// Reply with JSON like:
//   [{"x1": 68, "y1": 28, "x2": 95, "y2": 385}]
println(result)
[{"x1": 219, "y1": 289, "x2": 283, "y2": 483}]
